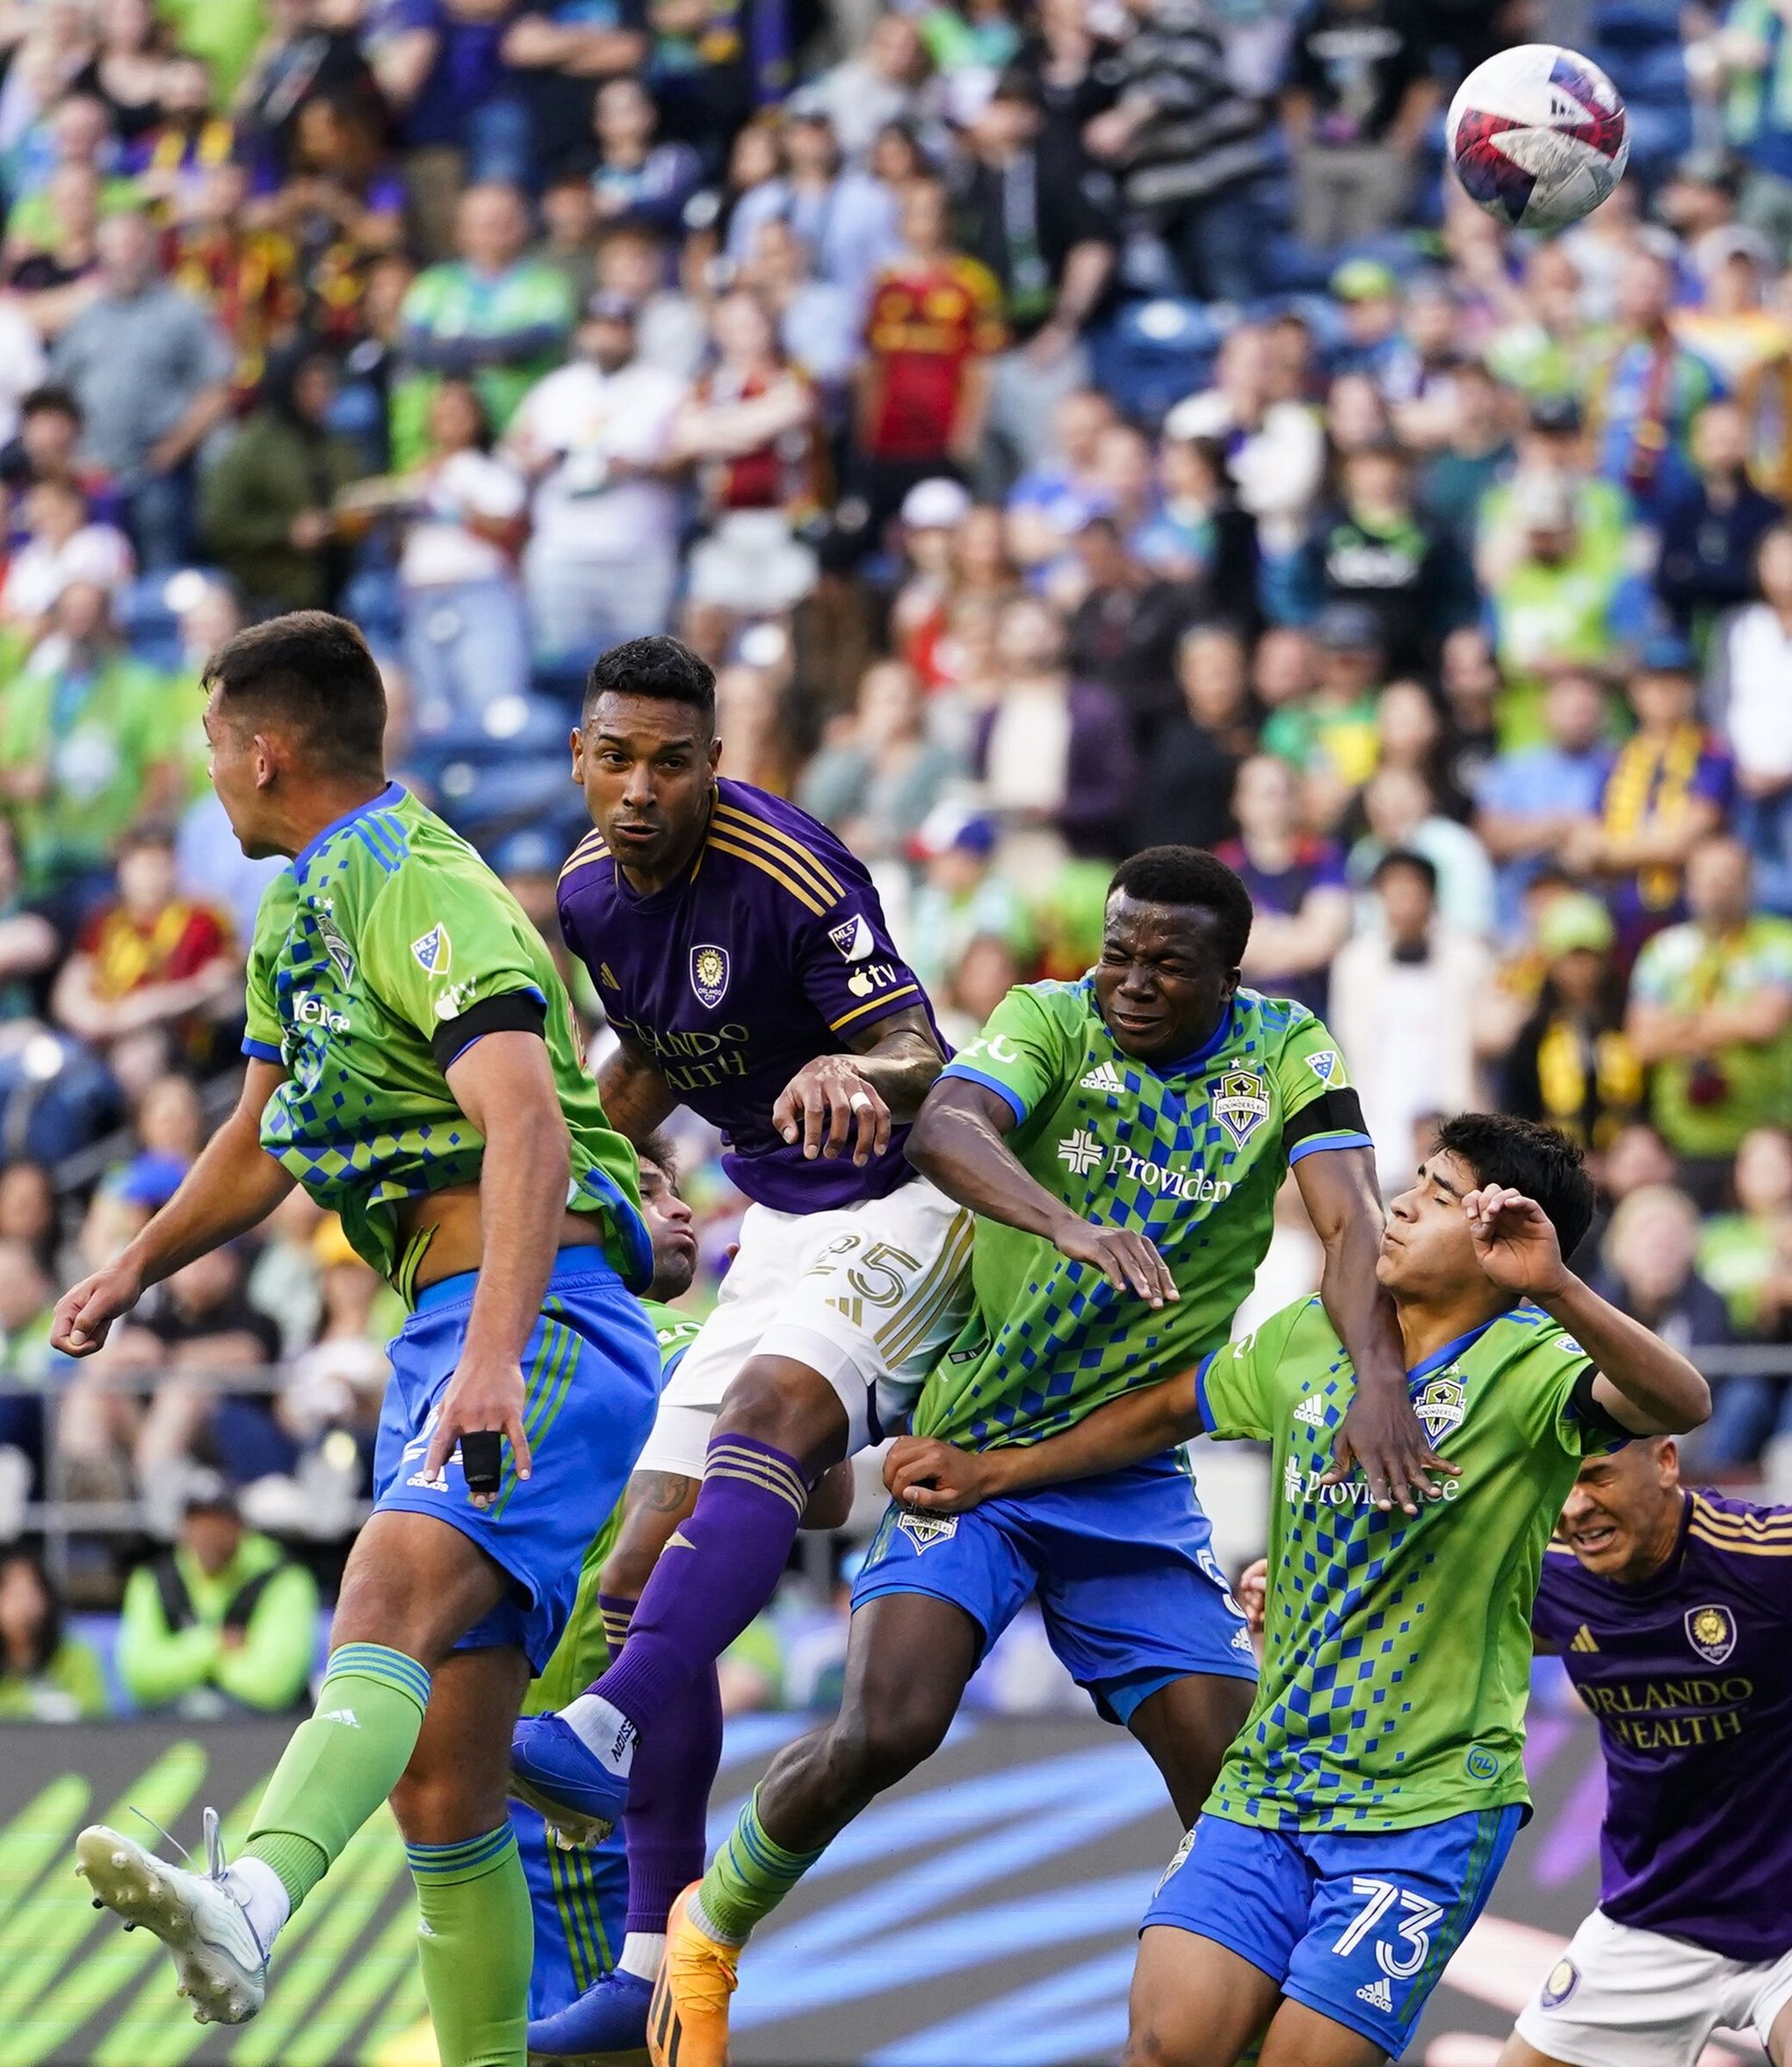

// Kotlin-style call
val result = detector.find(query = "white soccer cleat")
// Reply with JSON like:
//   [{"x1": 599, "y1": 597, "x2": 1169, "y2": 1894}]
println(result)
[{"x1": 75, "y1": 1810, "x2": 269, "y2": 2026}]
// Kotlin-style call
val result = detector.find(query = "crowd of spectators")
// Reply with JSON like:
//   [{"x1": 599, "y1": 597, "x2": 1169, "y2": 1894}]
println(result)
[{"x1": 7, "y1": 0, "x2": 1792, "y2": 1716}]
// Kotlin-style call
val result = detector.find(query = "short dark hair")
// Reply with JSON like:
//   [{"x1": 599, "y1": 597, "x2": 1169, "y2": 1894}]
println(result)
[
  {"x1": 1108, "y1": 846, "x2": 1254, "y2": 966},
  {"x1": 201, "y1": 611, "x2": 387, "y2": 780},
  {"x1": 583, "y1": 635, "x2": 717, "y2": 732},
  {"x1": 639, "y1": 1129, "x2": 679, "y2": 1190},
  {"x1": 1434, "y1": 1112, "x2": 1595, "y2": 1262},
  {"x1": 1372, "y1": 847, "x2": 1439, "y2": 894},
  {"x1": 19, "y1": 384, "x2": 80, "y2": 424}
]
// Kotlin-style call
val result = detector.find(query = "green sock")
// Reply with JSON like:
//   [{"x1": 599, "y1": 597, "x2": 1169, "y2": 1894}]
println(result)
[
  {"x1": 244, "y1": 1642, "x2": 432, "y2": 1910},
  {"x1": 406, "y1": 1827, "x2": 532, "y2": 2067},
  {"x1": 690, "y1": 1787, "x2": 826, "y2": 1947}
]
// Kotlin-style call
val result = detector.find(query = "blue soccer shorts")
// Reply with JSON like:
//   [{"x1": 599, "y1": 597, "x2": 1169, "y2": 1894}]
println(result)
[
  {"x1": 373, "y1": 1250, "x2": 661, "y2": 1671},
  {"x1": 852, "y1": 1450, "x2": 1257, "y2": 1724},
  {"x1": 1143, "y1": 1803, "x2": 1524, "y2": 2056},
  {"x1": 512, "y1": 1800, "x2": 630, "y2": 2020}
]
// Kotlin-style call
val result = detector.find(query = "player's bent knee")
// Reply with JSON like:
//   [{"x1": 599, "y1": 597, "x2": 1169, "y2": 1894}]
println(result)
[
  {"x1": 713, "y1": 1355, "x2": 846, "y2": 1471},
  {"x1": 825, "y1": 1692, "x2": 952, "y2": 1796}
]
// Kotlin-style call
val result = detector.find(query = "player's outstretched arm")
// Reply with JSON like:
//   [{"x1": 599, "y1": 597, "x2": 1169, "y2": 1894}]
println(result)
[
  {"x1": 773, "y1": 1005, "x2": 945, "y2": 1167},
  {"x1": 1298, "y1": 1146, "x2": 1457, "y2": 1516},
  {"x1": 885, "y1": 1370, "x2": 1203, "y2": 1514},
  {"x1": 422, "y1": 1029, "x2": 574, "y2": 1501},
  {"x1": 1466, "y1": 1186, "x2": 1712, "y2": 1436},
  {"x1": 51, "y1": 1059, "x2": 294, "y2": 1356},
  {"x1": 906, "y1": 1075, "x2": 1177, "y2": 1306}
]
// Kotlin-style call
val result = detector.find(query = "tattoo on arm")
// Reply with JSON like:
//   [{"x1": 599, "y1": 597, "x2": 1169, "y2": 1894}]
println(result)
[
  {"x1": 627, "y1": 1471, "x2": 698, "y2": 1517},
  {"x1": 596, "y1": 1036, "x2": 679, "y2": 1144}
]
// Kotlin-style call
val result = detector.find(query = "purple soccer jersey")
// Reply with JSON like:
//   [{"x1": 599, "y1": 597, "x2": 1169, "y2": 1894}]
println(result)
[
  {"x1": 557, "y1": 778, "x2": 943, "y2": 1211},
  {"x1": 1533, "y1": 1488, "x2": 1792, "y2": 1962}
]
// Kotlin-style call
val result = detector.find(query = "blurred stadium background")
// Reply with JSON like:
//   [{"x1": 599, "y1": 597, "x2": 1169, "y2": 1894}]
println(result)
[{"x1": 0, "y1": 0, "x2": 1788, "y2": 2057}]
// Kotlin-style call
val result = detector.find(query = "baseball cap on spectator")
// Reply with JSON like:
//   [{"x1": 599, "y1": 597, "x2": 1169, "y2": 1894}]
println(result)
[
  {"x1": 1331, "y1": 259, "x2": 1399, "y2": 304},
  {"x1": 1694, "y1": 224, "x2": 1774, "y2": 279},
  {"x1": 909, "y1": 802, "x2": 998, "y2": 861},
  {"x1": 1638, "y1": 630, "x2": 1694, "y2": 675},
  {"x1": 1311, "y1": 601, "x2": 1384, "y2": 653},
  {"x1": 181, "y1": 1468, "x2": 240, "y2": 1518},
  {"x1": 1536, "y1": 893, "x2": 1616, "y2": 959},
  {"x1": 900, "y1": 478, "x2": 972, "y2": 532},
  {"x1": 584, "y1": 290, "x2": 638, "y2": 326},
  {"x1": 1528, "y1": 395, "x2": 1583, "y2": 437},
  {"x1": 108, "y1": 1151, "x2": 191, "y2": 1211}
]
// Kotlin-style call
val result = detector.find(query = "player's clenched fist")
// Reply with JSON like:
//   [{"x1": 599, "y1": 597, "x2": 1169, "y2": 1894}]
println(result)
[
  {"x1": 884, "y1": 1435, "x2": 1004, "y2": 1514},
  {"x1": 1464, "y1": 1185, "x2": 1570, "y2": 1298},
  {"x1": 1050, "y1": 1216, "x2": 1179, "y2": 1308},
  {"x1": 1236, "y1": 1557, "x2": 1268, "y2": 1636},
  {"x1": 773, "y1": 1055, "x2": 892, "y2": 1166},
  {"x1": 50, "y1": 1260, "x2": 144, "y2": 1357}
]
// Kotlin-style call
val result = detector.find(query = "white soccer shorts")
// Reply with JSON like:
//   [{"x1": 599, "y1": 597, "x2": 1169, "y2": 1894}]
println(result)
[
  {"x1": 632, "y1": 1174, "x2": 974, "y2": 1481},
  {"x1": 1514, "y1": 1907, "x2": 1792, "y2": 2067}
]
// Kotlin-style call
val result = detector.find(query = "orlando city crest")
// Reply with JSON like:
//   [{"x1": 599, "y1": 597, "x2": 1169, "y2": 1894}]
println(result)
[
  {"x1": 1685, "y1": 1603, "x2": 1736, "y2": 1665},
  {"x1": 690, "y1": 943, "x2": 730, "y2": 1009},
  {"x1": 1212, "y1": 1069, "x2": 1269, "y2": 1147},
  {"x1": 1413, "y1": 1375, "x2": 1467, "y2": 1444}
]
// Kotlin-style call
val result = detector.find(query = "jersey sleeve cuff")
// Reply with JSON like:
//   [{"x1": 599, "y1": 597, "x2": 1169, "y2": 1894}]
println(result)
[
  {"x1": 241, "y1": 1037, "x2": 283, "y2": 1063},
  {"x1": 1193, "y1": 1349, "x2": 1219, "y2": 1435},
  {"x1": 939, "y1": 1060, "x2": 1030, "y2": 1125},
  {"x1": 1286, "y1": 1130, "x2": 1376, "y2": 1166}
]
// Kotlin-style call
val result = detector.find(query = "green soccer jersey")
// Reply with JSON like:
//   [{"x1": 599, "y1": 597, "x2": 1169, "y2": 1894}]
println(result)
[
  {"x1": 242, "y1": 783, "x2": 651, "y2": 1297},
  {"x1": 525, "y1": 1299, "x2": 704, "y2": 1712},
  {"x1": 1197, "y1": 1293, "x2": 1622, "y2": 1832},
  {"x1": 914, "y1": 979, "x2": 1369, "y2": 1449}
]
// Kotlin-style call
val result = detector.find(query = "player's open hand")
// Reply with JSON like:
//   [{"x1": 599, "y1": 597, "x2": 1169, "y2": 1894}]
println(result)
[
  {"x1": 1052, "y1": 1218, "x2": 1178, "y2": 1308},
  {"x1": 1236, "y1": 1557, "x2": 1268, "y2": 1636},
  {"x1": 884, "y1": 1435, "x2": 1002, "y2": 1514},
  {"x1": 50, "y1": 1259, "x2": 144, "y2": 1357},
  {"x1": 1465, "y1": 1185, "x2": 1570, "y2": 1300},
  {"x1": 1326, "y1": 1381, "x2": 1458, "y2": 1515},
  {"x1": 423, "y1": 1352, "x2": 533, "y2": 1507},
  {"x1": 773, "y1": 1056, "x2": 892, "y2": 1166}
]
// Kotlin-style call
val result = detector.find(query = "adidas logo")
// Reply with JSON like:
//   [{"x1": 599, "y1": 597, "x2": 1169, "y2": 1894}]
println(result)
[
  {"x1": 1357, "y1": 1976, "x2": 1393, "y2": 2013},
  {"x1": 1231, "y1": 1623, "x2": 1254, "y2": 1652},
  {"x1": 1080, "y1": 1062, "x2": 1125, "y2": 1095},
  {"x1": 1294, "y1": 1398, "x2": 1327, "y2": 1427},
  {"x1": 320, "y1": 1708, "x2": 360, "y2": 1728},
  {"x1": 1570, "y1": 1623, "x2": 1600, "y2": 1653}
]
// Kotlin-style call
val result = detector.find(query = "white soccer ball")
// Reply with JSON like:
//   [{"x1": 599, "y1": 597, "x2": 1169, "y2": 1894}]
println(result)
[{"x1": 1447, "y1": 43, "x2": 1630, "y2": 234}]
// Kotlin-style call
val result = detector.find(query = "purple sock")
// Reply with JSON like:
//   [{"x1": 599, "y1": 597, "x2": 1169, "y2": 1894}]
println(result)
[
  {"x1": 624, "y1": 1659, "x2": 722, "y2": 1933},
  {"x1": 589, "y1": 1434, "x2": 808, "y2": 1734},
  {"x1": 596, "y1": 1592, "x2": 722, "y2": 1935}
]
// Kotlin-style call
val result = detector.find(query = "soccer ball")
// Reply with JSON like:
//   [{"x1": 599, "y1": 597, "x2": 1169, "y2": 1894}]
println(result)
[{"x1": 1447, "y1": 44, "x2": 1629, "y2": 233}]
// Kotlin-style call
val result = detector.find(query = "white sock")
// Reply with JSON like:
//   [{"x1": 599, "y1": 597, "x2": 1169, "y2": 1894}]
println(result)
[
  {"x1": 618, "y1": 1931, "x2": 664, "y2": 1981},
  {"x1": 563, "y1": 1692, "x2": 637, "y2": 1775},
  {"x1": 226, "y1": 1856, "x2": 291, "y2": 1954}
]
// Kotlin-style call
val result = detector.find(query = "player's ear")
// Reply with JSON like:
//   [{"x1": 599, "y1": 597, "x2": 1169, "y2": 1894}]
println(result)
[
  {"x1": 706, "y1": 734, "x2": 722, "y2": 772},
  {"x1": 569, "y1": 728, "x2": 584, "y2": 780}
]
